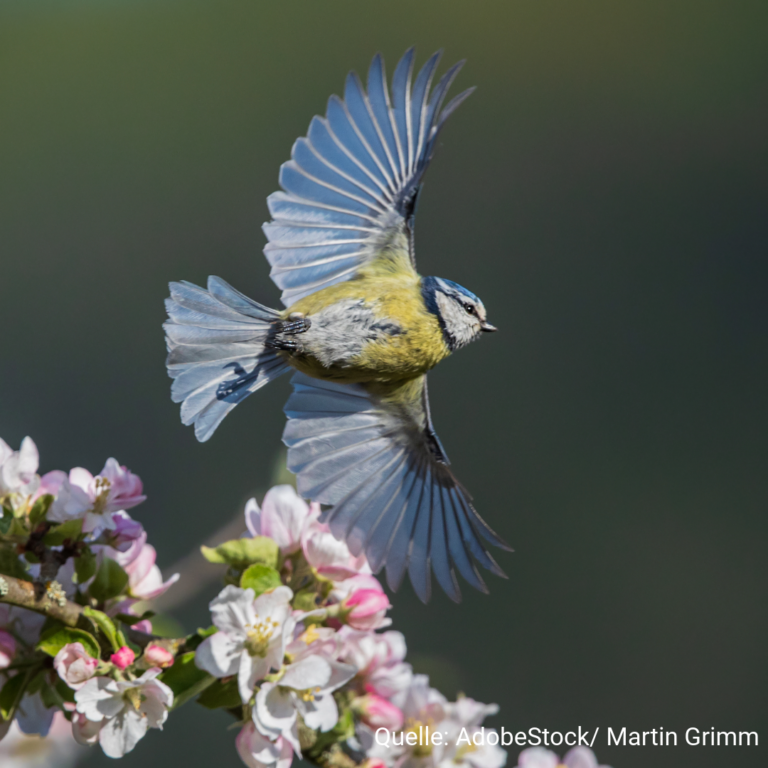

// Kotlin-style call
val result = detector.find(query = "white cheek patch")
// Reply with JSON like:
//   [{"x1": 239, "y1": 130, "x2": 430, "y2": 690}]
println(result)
[{"x1": 435, "y1": 292, "x2": 481, "y2": 350}]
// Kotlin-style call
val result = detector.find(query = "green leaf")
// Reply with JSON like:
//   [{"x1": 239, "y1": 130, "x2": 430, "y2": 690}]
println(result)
[
  {"x1": 43, "y1": 519, "x2": 83, "y2": 547},
  {"x1": 115, "y1": 611, "x2": 154, "y2": 626},
  {"x1": 55, "y1": 678, "x2": 76, "y2": 704},
  {"x1": 159, "y1": 652, "x2": 215, "y2": 709},
  {"x1": 0, "y1": 508, "x2": 12, "y2": 535},
  {"x1": 201, "y1": 536, "x2": 278, "y2": 568},
  {"x1": 196, "y1": 676, "x2": 241, "y2": 710},
  {"x1": 293, "y1": 587, "x2": 320, "y2": 612},
  {"x1": 0, "y1": 671, "x2": 29, "y2": 720},
  {"x1": 89, "y1": 557, "x2": 129, "y2": 603},
  {"x1": 37, "y1": 621, "x2": 101, "y2": 660},
  {"x1": 28, "y1": 494, "x2": 53, "y2": 528},
  {"x1": 0, "y1": 545, "x2": 30, "y2": 581},
  {"x1": 240, "y1": 563, "x2": 282, "y2": 596},
  {"x1": 83, "y1": 607, "x2": 121, "y2": 652},
  {"x1": 307, "y1": 706, "x2": 355, "y2": 758},
  {"x1": 184, "y1": 625, "x2": 217, "y2": 651},
  {"x1": 74, "y1": 549, "x2": 97, "y2": 584}
]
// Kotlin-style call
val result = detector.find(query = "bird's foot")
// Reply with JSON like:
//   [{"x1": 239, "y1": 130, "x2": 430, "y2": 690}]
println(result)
[{"x1": 265, "y1": 314, "x2": 311, "y2": 352}]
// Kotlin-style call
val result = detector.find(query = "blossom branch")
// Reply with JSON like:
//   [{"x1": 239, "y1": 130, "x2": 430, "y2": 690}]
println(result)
[{"x1": 0, "y1": 574, "x2": 81, "y2": 627}]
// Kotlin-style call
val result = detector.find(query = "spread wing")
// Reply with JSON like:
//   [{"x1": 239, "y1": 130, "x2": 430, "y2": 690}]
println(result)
[
  {"x1": 283, "y1": 373, "x2": 509, "y2": 602},
  {"x1": 263, "y1": 48, "x2": 474, "y2": 307}
]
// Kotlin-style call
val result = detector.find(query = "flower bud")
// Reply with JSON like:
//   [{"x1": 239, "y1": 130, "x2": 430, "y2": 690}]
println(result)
[
  {"x1": 110, "y1": 646, "x2": 136, "y2": 670},
  {"x1": 355, "y1": 693, "x2": 403, "y2": 731},
  {"x1": 0, "y1": 629, "x2": 16, "y2": 669},
  {"x1": 143, "y1": 644, "x2": 174, "y2": 668},
  {"x1": 344, "y1": 588, "x2": 391, "y2": 631},
  {"x1": 53, "y1": 642, "x2": 98, "y2": 689}
]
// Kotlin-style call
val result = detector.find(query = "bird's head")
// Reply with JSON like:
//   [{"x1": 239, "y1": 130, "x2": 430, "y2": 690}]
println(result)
[{"x1": 422, "y1": 276, "x2": 497, "y2": 352}]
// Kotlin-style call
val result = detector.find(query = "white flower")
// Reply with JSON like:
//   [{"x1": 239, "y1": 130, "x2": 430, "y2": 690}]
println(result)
[
  {"x1": 15, "y1": 691, "x2": 55, "y2": 737},
  {"x1": 46, "y1": 458, "x2": 145, "y2": 535},
  {"x1": 302, "y1": 519, "x2": 368, "y2": 581},
  {"x1": 245, "y1": 485, "x2": 319, "y2": 555},
  {"x1": 195, "y1": 585, "x2": 294, "y2": 704},
  {"x1": 438, "y1": 698, "x2": 506, "y2": 768},
  {"x1": 236, "y1": 721, "x2": 294, "y2": 768},
  {"x1": 517, "y1": 747, "x2": 610, "y2": 768},
  {"x1": 253, "y1": 629, "x2": 356, "y2": 755},
  {"x1": 0, "y1": 437, "x2": 40, "y2": 500},
  {"x1": 338, "y1": 628, "x2": 412, "y2": 701},
  {"x1": 74, "y1": 669, "x2": 173, "y2": 758}
]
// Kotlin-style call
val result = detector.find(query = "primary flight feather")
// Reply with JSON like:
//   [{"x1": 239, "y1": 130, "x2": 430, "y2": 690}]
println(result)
[{"x1": 164, "y1": 49, "x2": 511, "y2": 602}]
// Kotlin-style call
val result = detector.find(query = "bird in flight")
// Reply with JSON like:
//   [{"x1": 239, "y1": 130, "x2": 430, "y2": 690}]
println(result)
[{"x1": 164, "y1": 48, "x2": 510, "y2": 602}]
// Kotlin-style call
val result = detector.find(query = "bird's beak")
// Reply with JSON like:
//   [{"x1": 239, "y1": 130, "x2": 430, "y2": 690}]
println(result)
[{"x1": 481, "y1": 322, "x2": 498, "y2": 333}]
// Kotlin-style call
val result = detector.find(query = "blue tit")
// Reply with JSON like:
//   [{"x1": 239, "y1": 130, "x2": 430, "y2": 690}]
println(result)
[{"x1": 164, "y1": 48, "x2": 510, "y2": 602}]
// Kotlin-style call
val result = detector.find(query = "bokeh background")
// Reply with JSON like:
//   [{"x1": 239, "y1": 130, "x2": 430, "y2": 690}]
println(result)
[{"x1": 1, "y1": 1, "x2": 766, "y2": 766}]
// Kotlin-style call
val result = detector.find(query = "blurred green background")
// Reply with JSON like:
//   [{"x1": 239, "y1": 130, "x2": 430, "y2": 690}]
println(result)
[{"x1": 1, "y1": 1, "x2": 766, "y2": 766}]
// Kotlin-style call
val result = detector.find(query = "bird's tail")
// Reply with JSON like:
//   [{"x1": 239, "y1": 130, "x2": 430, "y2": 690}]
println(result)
[{"x1": 163, "y1": 276, "x2": 291, "y2": 442}]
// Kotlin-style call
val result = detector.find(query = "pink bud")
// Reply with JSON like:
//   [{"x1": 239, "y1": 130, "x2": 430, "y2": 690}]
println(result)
[
  {"x1": 110, "y1": 646, "x2": 135, "y2": 670},
  {"x1": 363, "y1": 761, "x2": 388, "y2": 768},
  {"x1": 53, "y1": 642, "x2": 98, "y2": 689},
  {"x1": 344, "y1": 588, "x2": 391, "y2": 631},
  {"x1": 143, "y1": 643, "x2": 174, "y2": 668},
  {"x1": 0, "y1": 630, "x2": 16, "y2": 670},
  {"x1": 356, "y1": 694, "x2": 403, "y2": 731}
]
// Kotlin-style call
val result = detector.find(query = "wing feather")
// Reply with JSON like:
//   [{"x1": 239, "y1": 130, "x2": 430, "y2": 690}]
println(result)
[
  {"x1": 283, "y1": 372, "x2": 509, "y2": 602},
  {"x1": 264, "y1": 49, "x2": 472, "y2": 306}
]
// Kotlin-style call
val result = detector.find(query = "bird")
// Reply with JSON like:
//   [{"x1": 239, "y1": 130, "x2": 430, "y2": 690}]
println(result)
[{"x1": 163, "y1": 48, "x2": 511, "y2": 602}]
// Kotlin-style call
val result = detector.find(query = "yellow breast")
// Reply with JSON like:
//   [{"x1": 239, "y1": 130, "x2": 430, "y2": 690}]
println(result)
[{"x1": 284, "y1": 265, "x2": 450, "y2": 384}]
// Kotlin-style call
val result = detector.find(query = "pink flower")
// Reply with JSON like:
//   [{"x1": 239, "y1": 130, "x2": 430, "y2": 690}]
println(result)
[
  {"x1": 107, "y1": 511, "x2": 145, "y2": 552},
  {"x1": 47, "y1": 459, "x2": 145, "y2": 534},
  {"x1": 121, "y1": 542, "x2": 179, "y2": 600},
  {"x1": 245, "y1": 485, "x2": 319, "y2": 555},
  {"x1": 302, "y1": 519, "x2": 368, "y2": 581},
  {"x1": 98, "y1": 458, "x2": 145, "y2": 511},
  {"x1": 236, "y1": 721, "x2": 294, "y2": 768},
  {"x1": 144, "y1": 644, "x2": 174, "y2": 668},
  {"x1": 0, "y1": 630, "x2": 16, "y2": 669},
  {"x1": 338, "y1": 628, "x2": 412, "y2": 700},
  {"x1": 344, "y1": 589, "x2": 391, "y2": 631},
  {"x1": 54, "y1": 642, "x2": 98, "y2": 689},
  {"x1": 110, "y1": 646, "x2": 135, "y2": 670},
  {"x1": 355, "y1": 694, "x2": 403, "y2": 731}
]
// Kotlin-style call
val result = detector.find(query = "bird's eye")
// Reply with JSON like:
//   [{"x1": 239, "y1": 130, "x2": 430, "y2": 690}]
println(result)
[{"x1": 463, "y1": 303, "x2": 475, "y2": 316}]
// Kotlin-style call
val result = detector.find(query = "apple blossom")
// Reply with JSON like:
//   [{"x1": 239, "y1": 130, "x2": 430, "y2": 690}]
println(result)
[
  {"x1": 117, "y1": 539, "x2": 179, "y2": 601},
  {"x1": 15, "y1": 691, "x2": 56, "y2": 737},
  {"x1": 0, "y1": 630, "x2": 16, "y2": 669},
  {"x1": 195, "y1": 585, "x2": 294, "y2": 703},
  {"x1": 253, "y1": 647, "x2": 356, "y2": 755},
  {"x1": 517, "y1": 747, "x2": 611, "y2": 768},
  {"x1": 110, "y1": 646, "x2": 135, "y2": 670},
  {"x1": 339, "y1": 628, "x2": 412, "y2": 701},
  {"x1": 302, "y1": 518, "x2": 368, "y2": 580},
  {"x1": 53, "y1": 643, "x2": 98, "y2": 690},
  {"x1": 245, "y1": 485, "x2": 319, "y2": 554},
  {"x1": 344, "y1": 589, "x2": 391, "y2": 631},
  {"x1": 107, "y1": 511, "x2": 145, "y2": 552},
  {"x1": 237, "y1": 721, "x2": 294, "y2": 768},
  {"x1": 354, "y1": 693, "x2": 403, "y2": 731},
  {"x1": 46, "y1": 459, "x2": 145, "y2": 534},
  {"x1": 144, "y1": 644, "x2": 175, "y2": 668},
  {"x1": 74, "y1": 669, "x2": 173, "y2": 758},
  {"x1": 0, "y1": 436, "x2": 40, "y2": 498}
]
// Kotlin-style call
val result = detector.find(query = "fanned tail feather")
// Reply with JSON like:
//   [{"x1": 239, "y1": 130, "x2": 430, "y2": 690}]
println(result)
[{"x1": 164, "y1": 276, "x2": 290, "y2": 442}]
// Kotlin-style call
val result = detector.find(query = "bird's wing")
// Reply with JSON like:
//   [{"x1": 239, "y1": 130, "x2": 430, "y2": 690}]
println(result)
[
  {"x1": 264, "y1": 48, "x2": 474, "y2": 307},
  {"x1": 283, "y1": 372, "x2": 509, "y2": 602}
]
